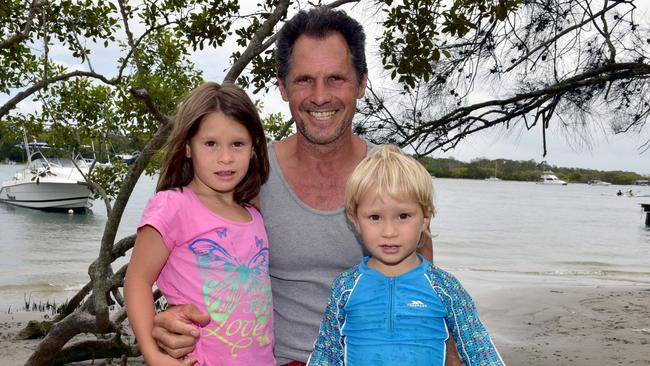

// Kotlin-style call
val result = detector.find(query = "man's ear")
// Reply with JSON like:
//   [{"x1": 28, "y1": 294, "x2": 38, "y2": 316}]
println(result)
[
  {"x1": 356, "y1": 72, "x2": 368, "y2": 99},
  {"x1": 277, "y1": 76, "x2": 289, "y2": 102}
]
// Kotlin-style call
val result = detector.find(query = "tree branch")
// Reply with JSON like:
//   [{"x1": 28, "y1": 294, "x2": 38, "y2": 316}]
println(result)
[
  {"x1": 0, "y1": 70, "x2": 116, "y2": 120},
  {"x1": 224, "y1": 0, "x2": 290, "y2": 83},
  {"x1": 0, "y1": 0, "x2": 43, "y2": 50}
]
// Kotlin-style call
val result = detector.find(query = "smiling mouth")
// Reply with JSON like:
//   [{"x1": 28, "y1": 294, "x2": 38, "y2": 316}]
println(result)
[
  {"x1": 309, "y1": 110, "x2": 336, "y2": 120},
  {"x1": 215, "y1": 171, "x2": 235, "y2": 177}
]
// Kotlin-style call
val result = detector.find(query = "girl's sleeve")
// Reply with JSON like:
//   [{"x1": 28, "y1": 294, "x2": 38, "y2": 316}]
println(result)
[
  {"x1": 138, "y1": 190, "x2": 179, "y2": 251},
  {"x1": 307, "y1": 274, "x2": 348, "y2": 366},
  {"x1": 435, "y1": 269, "x2": 506, "y2": 366}
]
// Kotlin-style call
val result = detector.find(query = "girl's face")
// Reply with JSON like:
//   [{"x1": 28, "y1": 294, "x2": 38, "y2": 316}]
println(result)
[
  {"x1": 351, "y1": 190, "x2": 431, "y2": 277},
  {"x1": 185, "y1": 111, "x2": 253, "y2": 199}
]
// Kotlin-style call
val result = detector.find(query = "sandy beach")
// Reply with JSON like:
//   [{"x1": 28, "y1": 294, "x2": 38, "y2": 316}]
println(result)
[
  {"x1": 477, "y1": 285, "x2": 650, "y2": 365},
  {"x1": 1, "y1": 283, "x2": 649, "y2": 365}
]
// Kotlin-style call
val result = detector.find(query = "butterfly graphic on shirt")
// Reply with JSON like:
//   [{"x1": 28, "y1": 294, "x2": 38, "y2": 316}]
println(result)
[{"x1": 188, "y1": 235, "x2": 271, "y2": 326}]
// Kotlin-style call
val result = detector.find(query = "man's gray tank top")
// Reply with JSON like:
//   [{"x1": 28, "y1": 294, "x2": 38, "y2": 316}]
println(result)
[{"x1": 259, "y1": 142, "x2": 370, "y2": 364}]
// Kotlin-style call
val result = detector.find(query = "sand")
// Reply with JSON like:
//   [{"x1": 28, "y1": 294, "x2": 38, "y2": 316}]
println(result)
[
  {"x1": 1, "y1": 284, "x2": 649, "y2": 365},
  {"x1": 478, "y1": 285, "x2": 650, "y2": 365}
]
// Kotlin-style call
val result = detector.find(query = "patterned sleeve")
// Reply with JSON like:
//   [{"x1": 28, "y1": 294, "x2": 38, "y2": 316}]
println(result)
[
  {"x1": 429, "y1": 267, "x2": 506, "y2": 366},
  {"x1": 307, "y1": 269, "x2": 357, "y2": 366}
]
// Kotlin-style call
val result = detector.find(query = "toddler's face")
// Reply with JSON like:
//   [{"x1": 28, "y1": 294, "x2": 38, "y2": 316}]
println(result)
[{"x1": 351, "y1": 190, "x2": 431, "y2": 276}]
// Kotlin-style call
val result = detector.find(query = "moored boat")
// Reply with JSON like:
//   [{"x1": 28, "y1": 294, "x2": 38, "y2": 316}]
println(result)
[
  {"x1": 0, "y1": 142, "x2": 94, "y2": 212},
  {"x1": 536, "y1": 171, "x2": 567, "y2": 185},
  {"x1": 587, "y1": 179, "x2": 612, "y2": 186}
]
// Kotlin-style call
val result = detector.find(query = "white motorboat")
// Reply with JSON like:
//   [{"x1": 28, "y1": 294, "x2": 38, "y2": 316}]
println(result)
[
  {"x1": 0, "y1": 148, "x2": 93, "y2": 212},
  {"x1": 536, "y1": 171, "x2": 567, "y2": 185},
  {"x1": 587, "y1": 179, "x2": 612, "y2": 186}
]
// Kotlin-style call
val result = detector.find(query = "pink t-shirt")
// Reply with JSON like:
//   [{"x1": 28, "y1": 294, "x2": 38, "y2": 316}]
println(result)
[{"x1": 138, "y1": 188, "x2": 275, "y2": 366}]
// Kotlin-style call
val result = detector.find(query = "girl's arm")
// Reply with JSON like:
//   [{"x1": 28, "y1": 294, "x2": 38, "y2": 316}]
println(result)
[{"x1": 125, "y1": 226, "x2": 192, "y2": 366}]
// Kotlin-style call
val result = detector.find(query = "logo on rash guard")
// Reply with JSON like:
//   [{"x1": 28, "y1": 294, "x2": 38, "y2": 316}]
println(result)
[{"x1": 407, "y1": 300, "x2": 427, "y2": 308}]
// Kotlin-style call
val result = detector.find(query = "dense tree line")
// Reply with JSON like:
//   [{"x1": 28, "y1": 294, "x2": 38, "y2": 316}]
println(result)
[{"x1": 418, "y1": 156, "x2": 646, "y2": 184}]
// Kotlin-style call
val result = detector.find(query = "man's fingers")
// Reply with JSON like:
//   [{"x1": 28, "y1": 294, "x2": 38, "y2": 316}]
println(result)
[
  {"x1": 181, "y1": 304, "x2": 210, "y2": 327},
  {"x1": 152, "y1": 326, "x2": 197, "y2": 354},
  {"x1": 153, "y1": 304, "x2": 205, "y2": 337},
  {"x1": 180, "y1": 356, "x2": 198, "y2": 366},
  {"x1": 156, "y1": 338, "x2": 196, "y2": 359}
]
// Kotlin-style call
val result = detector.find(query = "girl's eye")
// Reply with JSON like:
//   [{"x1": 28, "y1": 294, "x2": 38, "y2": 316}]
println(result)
[
  {"x1": 205, "y1": 141, "x2": 216, "y2": 147},
  {"x1": 233, "y1": 141, "x2": 245, "y2": 148}
]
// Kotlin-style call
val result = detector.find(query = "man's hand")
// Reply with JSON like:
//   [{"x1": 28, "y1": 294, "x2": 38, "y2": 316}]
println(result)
[
  {"x1": 152, "y1": 304, "x2": 210, "y2": 360},
  {"x1": 445, "y1": 336, "x2": 464, "y2": 366}
]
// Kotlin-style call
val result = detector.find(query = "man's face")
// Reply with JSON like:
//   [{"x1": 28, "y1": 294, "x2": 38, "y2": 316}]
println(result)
[{"x1": 278, "y1": 32, "x2": 367, "y2": 145}]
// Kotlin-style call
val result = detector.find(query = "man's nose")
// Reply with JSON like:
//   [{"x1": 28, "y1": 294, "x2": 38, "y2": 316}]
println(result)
[{"x1": 310, "y1": 80, "x2": 332, "y2": 105}]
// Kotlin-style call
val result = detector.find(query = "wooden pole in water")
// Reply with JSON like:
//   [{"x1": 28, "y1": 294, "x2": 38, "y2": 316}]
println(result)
[{"x1": 641, "y1": 204, "x2": 650, "y2": 226}]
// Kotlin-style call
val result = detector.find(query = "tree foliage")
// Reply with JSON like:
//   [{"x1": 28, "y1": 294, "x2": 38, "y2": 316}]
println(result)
[{"x1": 357, "y1": 0, "x2": 650, "y2": 158}]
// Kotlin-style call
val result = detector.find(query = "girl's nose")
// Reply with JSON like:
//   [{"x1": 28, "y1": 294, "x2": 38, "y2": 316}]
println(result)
[{"x1": 217, "y1": 147, "x2": 234, "y2": 163}]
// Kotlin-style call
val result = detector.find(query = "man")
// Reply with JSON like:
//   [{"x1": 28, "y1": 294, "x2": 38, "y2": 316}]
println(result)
[{"x1": 151, "y1": 7, "x2": 460, "y2": 365}]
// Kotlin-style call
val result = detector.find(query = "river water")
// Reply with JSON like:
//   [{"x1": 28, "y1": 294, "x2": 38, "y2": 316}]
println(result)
[{"x1": 1, "y1": 163, "x2": 649, "y2": 310}]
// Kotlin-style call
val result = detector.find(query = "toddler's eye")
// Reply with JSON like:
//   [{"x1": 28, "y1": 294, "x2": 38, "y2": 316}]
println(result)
[
  {"x1": 399, "y1": 213, "x2": 411, "y2": 220},
  {"x1": 369, "y1": 214, "x2": 380, "y2": 221}
]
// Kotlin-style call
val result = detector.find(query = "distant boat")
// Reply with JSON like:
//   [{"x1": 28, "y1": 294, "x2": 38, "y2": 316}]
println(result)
[
  {"x1": 0, "y1": 135, "x2": 93, "y2": 212},
  {"x1": 537, "y1": 171, "x2": 567, "y2": 185},
  {"x1": 485, "y1": 161, "x2": 501, "y2": 181},
  {"x1": 587, "y1": 179, "x2": 612, "y2": 186}
]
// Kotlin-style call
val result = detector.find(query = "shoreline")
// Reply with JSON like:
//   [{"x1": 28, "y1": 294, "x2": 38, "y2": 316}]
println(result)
[{"x1": 2, "y1": 283, "x2": 649, "y2": 365}]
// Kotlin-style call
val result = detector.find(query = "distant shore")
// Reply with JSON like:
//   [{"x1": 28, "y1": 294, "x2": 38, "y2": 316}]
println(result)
[{"x1": 2, "y1": 283, "x2": 649, "y2": 365}]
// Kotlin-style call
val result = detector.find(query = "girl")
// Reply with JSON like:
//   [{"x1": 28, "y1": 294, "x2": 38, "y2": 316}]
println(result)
[{"x1": 125, "y1": 82, "x2": 274, "y2": 366}]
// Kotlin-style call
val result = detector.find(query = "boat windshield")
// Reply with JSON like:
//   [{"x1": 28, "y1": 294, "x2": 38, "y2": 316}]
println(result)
[{"x1": 30, "y1": 157, "x2": 87, "y2": 169}]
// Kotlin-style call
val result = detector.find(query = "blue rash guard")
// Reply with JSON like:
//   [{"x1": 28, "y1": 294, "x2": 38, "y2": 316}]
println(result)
[{"x1": 307, "y1": 255, "x2": 505, "y2": 366}]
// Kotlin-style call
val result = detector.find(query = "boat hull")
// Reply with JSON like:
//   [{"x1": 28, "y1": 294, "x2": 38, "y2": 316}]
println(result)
[{"x1": 0, "y1": 181, "x2": 92, "y2": 210}]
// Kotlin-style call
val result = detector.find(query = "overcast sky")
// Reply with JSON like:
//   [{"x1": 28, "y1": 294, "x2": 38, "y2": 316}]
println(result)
[
  {"x1": 230, "y1": 1, "x2": 649, "y2": 175},
  {"x1": 6, "y1": 1, "x2": 649, "y2": 175}
]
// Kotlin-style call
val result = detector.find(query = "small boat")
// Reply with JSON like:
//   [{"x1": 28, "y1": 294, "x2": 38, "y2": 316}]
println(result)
[
  {"x1": 536, "y1": 171, "x2": 567, "y2": 185},
  {"x1": 484, "y1": 161, "x2": 501, "y2": 181},
  {"x1": 0, "y1": 139, "x2": 94, "y2": 212},
  {"x1": 587, "y1": 179, "x2": 612, "y2": 186}
]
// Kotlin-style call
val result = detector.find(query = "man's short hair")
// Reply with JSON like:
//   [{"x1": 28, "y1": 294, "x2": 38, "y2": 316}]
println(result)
[{"x1": 275, "y1": 7, "x2": 367, "y2": 86}]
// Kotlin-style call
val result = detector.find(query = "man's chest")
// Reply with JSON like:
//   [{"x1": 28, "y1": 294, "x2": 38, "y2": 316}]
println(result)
[{"x1": 285, "y1": 173, "x2": 347, "y2": 211}]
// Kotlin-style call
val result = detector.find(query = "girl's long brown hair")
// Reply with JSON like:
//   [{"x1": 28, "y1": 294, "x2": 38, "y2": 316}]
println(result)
[{"x1": 156, "y1": 82, "x2": 269, "y2": 204}]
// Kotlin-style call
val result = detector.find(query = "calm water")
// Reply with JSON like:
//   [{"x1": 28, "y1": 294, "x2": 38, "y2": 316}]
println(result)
[{"x1": 1, "y1": 163, "x2": 649, "y2": 309}]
